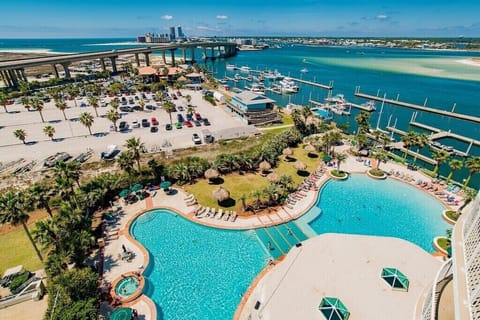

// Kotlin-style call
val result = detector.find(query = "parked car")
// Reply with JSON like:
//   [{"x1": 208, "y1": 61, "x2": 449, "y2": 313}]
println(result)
[
  {"x1": 177, "y1": 114, "x2": 185, "y2": 123},
  {"x1": 119, "y1": 121, "x2": 129, "y2": 132},
  {"x1": 128, "y1": 98, "x2": 134, "y2": 104},
  {"x1": 119, "y1": 106, "x2": 132, "y2": 112},
  {"x1": 195, "y1": 112, "x2": 202, "y2": 120},
  {"x1": 131, "y1": 119, "x2": 140, "y2": 128},
  {"x1": 184, "y1": 121, "x2": 193, "y2": 128},
  {"x1": 203, "y1": 118, "x2": 211, "y2": 126},
  {"x1": 151, "y1": 117, "x2": 159, "y2": 126},
  {"x1": 192, "y1": 133, "x2": 202, "y2": 144},
  {"x1": 141, "y1": 119, "x2": 150, "y2": 127},
  {"x1": 132, "y1": 105, "x2": 142, "y2": 111},
  {"x1": 186, "y1": 113, "x2": 193, "y2": 121},
  {"x1": 175, "y1": 122, "x2": 182, "y2": 129},
  {"x1": 165, "y1": 123, "x2": 172, "y2": 131},
  {"x1": 150, "y1": 126, "x2": 158, "y2": 133},
  {"x1": 80, "y1": 102, "x2": 87, "y2": 107},
  {"x1": 145, "y1": 104, "x2": 156, "y2": 111},
  {"x1": 193, "y1": 120, "x2": 202, "y2": 127},
  {"x1": 177, "y1": 105, "x2": 184, "y2": 111}
]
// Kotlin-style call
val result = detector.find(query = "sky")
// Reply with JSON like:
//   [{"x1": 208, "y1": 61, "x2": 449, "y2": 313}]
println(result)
[{"x1": 0, "y1": 0, "x2": 479, "y2": 38}]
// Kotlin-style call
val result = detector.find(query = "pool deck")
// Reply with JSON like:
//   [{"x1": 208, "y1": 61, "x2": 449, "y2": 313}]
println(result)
[
  {"x1": 99, "y1": 143, "x2": 463, "y2": 319},
  {"x1": 237, "y1": 234, "x2": 443, "y2": 320}
]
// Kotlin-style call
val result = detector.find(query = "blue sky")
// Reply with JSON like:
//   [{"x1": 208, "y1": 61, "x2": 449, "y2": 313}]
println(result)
[{"x1": 1, "y1": 0, "x2": 479, "y2": 38}]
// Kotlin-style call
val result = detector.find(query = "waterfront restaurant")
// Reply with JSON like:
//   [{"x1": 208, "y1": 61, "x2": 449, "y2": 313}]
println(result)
[{"x1": 226, "y1": 91, "x2": 279, "y2": 124}]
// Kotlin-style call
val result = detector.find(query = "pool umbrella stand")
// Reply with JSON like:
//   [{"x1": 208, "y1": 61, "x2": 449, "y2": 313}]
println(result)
[
  {"x1": 212, "y1": 186, "x2": 230, "y2": 203},
  {"x1": 204, "y1": 168, "x2": 220, "y2": 183},
  {"x1": 319, "y1": 297, "x2": 350, "y2": 320},
  {"x1": 109, "y1": 307, "x2": 133, "y2": 320},
  {"x1": 381, "y1": 267, "x2": 409, "y2": 291},
  {"x1": 119, "y1": 189, "x2": 130, "y2": 198},
  {"x1": 131, "y1": 183, "x2": 143, "y2": 192}
]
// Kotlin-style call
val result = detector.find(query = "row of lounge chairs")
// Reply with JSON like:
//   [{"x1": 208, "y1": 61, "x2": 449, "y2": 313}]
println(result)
[
  {"x1": 389, "y1": 170, "x2": 416, "y2": 182},
  {"x1": 193, "y1": 206, "x2": 238, "y2": 222},
  {"x1": 184, "y1": 194, "x2": 198, "y2": 206},
  {"x1": 416, "y1": 180, "x2": 460, "y2": 205},
  {"x1": 284, "y1": 191, "x2": 308, "y2": 209}
]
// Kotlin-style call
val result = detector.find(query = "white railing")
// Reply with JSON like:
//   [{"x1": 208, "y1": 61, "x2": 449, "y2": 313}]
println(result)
[{"x1": 421, "y1": 259, "x2": 453, "y2": 320}]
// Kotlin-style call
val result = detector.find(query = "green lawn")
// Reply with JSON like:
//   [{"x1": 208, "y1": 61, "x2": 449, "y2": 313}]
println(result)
[
  {"x1": 0, "y1": 227, "x2": 44, "y2": 276},
  {"x1": 184, "y1": 145, "x2": 322, "y2": 211}
]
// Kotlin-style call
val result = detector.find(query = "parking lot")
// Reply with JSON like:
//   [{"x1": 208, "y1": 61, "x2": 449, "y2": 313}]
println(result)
[{"x1": 0, "y1": 89, "x2": 257, "y2": 163}]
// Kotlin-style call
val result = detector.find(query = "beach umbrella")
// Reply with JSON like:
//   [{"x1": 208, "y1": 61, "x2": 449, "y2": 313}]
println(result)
[
  {"x1": 160, "y1": 181, "x2": 172, "y2": 189},
  {"x1": 294, "y1": 161, "x2": 307, "y2": 171},
  {"x1": 381, "y1": 267, "x2": 409, "y2": 291},
  {"x1": 131, "y1": 183, "x2": 143, "y2": 192},
  {"x1": 259, "y1": 160, "x2": 271, "y2": 172},
  {"x1": 204, "y1": 168, "x2": 220, "y2": 180},
  {"x1": 319, "y1": 297, "x2": 350, "y2": 320},
  {"x1": 282, "y1": 148, "x2": 293, "y2": 156},
  {"x1": 266, "y1": 172, "x2": 280, "y2": 183},
  {"x1": 323, "y1": 154, "x2": 332, "y2": 162},
  {"x1": 212, "y1": 186, "x2": 230, "y2": 202},
  {"x1": 109, "y1": 307, "x2": 133, "y2": 320},
  {"x1": 119, "y1": 189, "x2": 130, "y2": 198},
  {"x1": 305, "y1": 144, "x2": 316, "y2": 153}
]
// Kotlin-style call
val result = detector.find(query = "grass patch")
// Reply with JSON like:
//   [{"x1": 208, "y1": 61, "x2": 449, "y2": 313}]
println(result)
[
  {"x1": 184, "y1": 146, "x2": 321, "y2": 210},
  {"x1": 437, "y1": 237, "x2": 451, "y2": 251},
  {"x1": 331, "y1": 169, "x2": 347, "y2": 178},
  {"x1": 368, "y1": 168, "x2": 385, "y2": 177},
  {"x1": 445, "y1": 210, "x2": 459, "y2": 222},
  {"x1": 0, "y1": 227, "x2": 43, "y2": 276}
]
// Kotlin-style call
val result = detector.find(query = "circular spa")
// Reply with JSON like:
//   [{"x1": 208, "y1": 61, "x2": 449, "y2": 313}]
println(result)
[{"x1": 111, "y1": 272, "x2": 145, "y2": 303}]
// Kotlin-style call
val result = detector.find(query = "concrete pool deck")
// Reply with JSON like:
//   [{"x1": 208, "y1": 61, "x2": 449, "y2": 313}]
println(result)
[{"x1": 237, "y1": 234, "x2": 443, "y2": 320}]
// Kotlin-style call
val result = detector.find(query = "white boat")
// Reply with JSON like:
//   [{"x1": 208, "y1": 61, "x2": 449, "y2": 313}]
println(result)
[
  {"x1": 226, "y1": 64, "x2": 237, "y2": 71},
  {"x1": 300, "y1": 68, "x2": 309, "y2": 73},
  {"x1": 263, "y1": 70, "x2": 284, "y2": 80},
  {"x1": 246, "y1": 83, "x2": 266, "y2": 94},
  {"x1": 279, "y1": 77, "x2": 299, "y2": 93},
  {"x1": 361, "y1": 100, "x2": 376, "y2": 111},
  {"x1": 240, "y1": 66, "x2": 250, "y2": 72},
  {"x1": 325, "y1": 94, "x2": 347, "y2": 104}
]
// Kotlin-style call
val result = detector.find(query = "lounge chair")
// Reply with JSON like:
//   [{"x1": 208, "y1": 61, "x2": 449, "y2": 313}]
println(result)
[
  {"x1": 184, "y1": 194, "x2": 195, "y2": 201},
  {"x1": 230, "y1": 213, "x2": 237, "y2": 222},
  {"x1": 217, "y1": 209, "x2": 224, "y2": 219},
  {"x1": 223, "y1": 212, "x2": 231, "y2": 221},
  {"x1": 194, "y1": 206, "x2": 203, "y2": 216},
  {"x1": 209, "y1": 208, "x2": 216, "y2": 218},
  {"x1": 186, "y1": 199, "x2": 197, "y2": 206}
]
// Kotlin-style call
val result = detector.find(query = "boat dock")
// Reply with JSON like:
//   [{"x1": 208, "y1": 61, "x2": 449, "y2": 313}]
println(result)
[
  {"x1": 308, "y1": 99, "x2": 350, "y2": 115},
  {"x1": 289, "y1": 78, "x2": 333, "y2": 90},
  {"x1": 387, "y1": 142, "x2": 438, "y2": 165},
  {"x1": 409, "y1": 121, "x2": 480, "y2": 147},
  {"x1": 354, "y1": 87, "x2": 480, "y2": 124},
  {"x1": 349, "y1": 103, "x2": 375, "y2": 112},
  {"x1": 386, "y1": 126, "x2": 407, "y2": 136}
]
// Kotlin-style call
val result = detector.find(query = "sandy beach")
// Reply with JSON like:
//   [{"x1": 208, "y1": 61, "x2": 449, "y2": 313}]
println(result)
[{"x1": 456, "y1": 57, "x2": 480, "y2": 67}]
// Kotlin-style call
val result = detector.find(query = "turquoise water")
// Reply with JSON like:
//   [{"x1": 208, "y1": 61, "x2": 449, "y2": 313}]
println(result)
[
  {"x1": 255, "y1": 222, "x2": 308, "y2": 259},
  {"x1": 300, "y1": 174, "x2": 449, "y2": 251},
  {"x1": 115, "y1": 276, "x2": 139, "y2": 297},
  {"x1": 130, "y1": 210, "x2": 268, "y2": 320}
]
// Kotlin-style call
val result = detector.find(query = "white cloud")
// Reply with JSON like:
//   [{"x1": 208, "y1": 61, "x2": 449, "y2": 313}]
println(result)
[
  {"x1": 216, "y1": 15, "x2": 228, "y2": 20},
  {"x1": 196, "y1": 25, "x2": 220, "y2": 32},
  {"x1": 376, "y1": 14, "x2": 388, "y2": 20},
  {"x1": 161, "y1": 15, "x2": 173, "y2": 20}
]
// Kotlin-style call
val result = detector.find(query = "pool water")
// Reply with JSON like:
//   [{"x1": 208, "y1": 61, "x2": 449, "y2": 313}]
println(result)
[
  {"x1": 131, "y1": 210, "x2": 268, "y2": 320},
  {"x1": 300, "y1": 174, "x2": 449, "y2": 251},
  {"x1": 115, "y1": 276, "x2": 139, "y2": 297}
]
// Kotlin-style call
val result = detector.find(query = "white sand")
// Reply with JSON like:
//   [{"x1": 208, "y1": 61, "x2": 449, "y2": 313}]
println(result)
[{"x1": 456, "y1": 58, "x2": 480, "y2": 67}]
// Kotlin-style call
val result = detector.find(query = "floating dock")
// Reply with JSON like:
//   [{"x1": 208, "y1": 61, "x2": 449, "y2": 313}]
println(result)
[
  {"x1": 289, "y1": 78, "x2": 333, "y2": 90},
  {"x1": 354, "y1": 87, "x2": 480, "y2": 124},
  {"x1": 387, "y1": 143, "x2": 437, "y2": 165},
  {"x1": 409, "y1": 121, "x2": 480, "y2": 147},
  {"x1": 349, "y1": 103, "x2": 375, "y2": 112}
]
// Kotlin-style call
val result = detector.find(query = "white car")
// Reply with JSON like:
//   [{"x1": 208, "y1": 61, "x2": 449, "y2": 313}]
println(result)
[
  {"x1": 192, "y1": 133, "x2": 202, "y2": 144},
  {"x1": 131, "y1": 119, "x2": 140, "y2": 128}
]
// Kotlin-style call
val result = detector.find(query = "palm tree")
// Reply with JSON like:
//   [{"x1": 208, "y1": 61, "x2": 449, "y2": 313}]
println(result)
[
  {"x1": 163, "y1": 101, "x2": 177, "y2": 125},
  {"x1": 412, "y1": 133, "x2": 429, "y2": 163},
  {"x1": 336, "y1": 153, "x2": 347, "y2": 171},
  {"x1": 43, "y1": 125, "x2": 56, "y2": 140},
  {"x1": 464, "y1": 156, "x2": 480, "y2": 188},
  {"x1": 251, "y1": 190, "x2": 263, "y2": 210},
  {"x1": 31, "y1": 97, "x2": 45, "y2": 122},
  {"x1": 55, "y1": 98, "x2": 68, "y2": 120},
  {"x1": 87, "y1": 95, "x2": 99, "y2": 117},
  {"x1": 138, "y1": 98, "x2": 145, "y2": 111},
  {"x1": 186, "y1": 104, "x2": 196, "y2": 115},
  {"x1": 446, "y1": 159, "x2": 463, "y2": 184},
  {"x1": 55, "y1": 161, "x2": 81, "y2": 188},
  {"x1": 125, "y1": 137, "x2": 144, "y2": 171},
  {"x1": 0, "y1": 191, "x2": 43, "y2": 262},
  {"x1": 106, "y1": 109, "x2": 120, "y2": 132},
  {"x1": 110, "y1": 97, "x2": 120, "y2": 111},
  {"x1": 33, "y1": 218, "x2": 60, "y2": 251},
  {"x1": 27, "y1": 183, "x2": 55, "y2": 217},
  {"x1": 372, "y1": 150, "x2": 388, "y2": 170},
  {"x1": 117, "y1": 151, "x2": 135, "y2": 177},
  {"x1": 170, "y1": 163, "x2": 191, "y2": 183},
  {"x1": 185, "y1": 94, "x2": 192, "y2": 104},
  {"x1": 355, "y1": 111, "x2": 371, "y2": 134},
  {"x1": 0, "y1": 91, "x2": 9, "y2": 113},
  {"x1": 14, "y1": 129, "x2": 27, "y2": 144},
  {"x1": 21, "y1": 96, "x2": 31, "y2": 111},
  {"x1": 79, "y1": 112, "x2": 94, "y2": 135},
  {"x1": 65, "y1": 84, "x2": 80, "y2": 107},
  {"x1": 431, "y1": 149, "x2": 451, "y2": 174},
  {"x1": 401, "y1": 131, "x2": 417, "y2": 159}
]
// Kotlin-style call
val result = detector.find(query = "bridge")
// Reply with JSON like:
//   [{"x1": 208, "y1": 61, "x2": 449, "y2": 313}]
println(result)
[{"x1": 0, "y1": 42, "x2": 237, "y2": 87}]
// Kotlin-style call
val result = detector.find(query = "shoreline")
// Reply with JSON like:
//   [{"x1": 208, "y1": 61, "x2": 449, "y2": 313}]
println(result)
[{"x1": 456, "y1": 57, "x2": 480, "y2": 67}]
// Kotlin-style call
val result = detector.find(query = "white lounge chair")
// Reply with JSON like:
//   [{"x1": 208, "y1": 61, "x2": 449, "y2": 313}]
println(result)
[{"x1": 217, "y1": 209, "x2": 224, "y2": 219}]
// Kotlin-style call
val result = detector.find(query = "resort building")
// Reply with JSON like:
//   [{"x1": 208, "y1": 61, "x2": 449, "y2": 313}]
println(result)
[
  {"x1": 419, "y1": 192, "x2": 480, "y2": 320},
  {"x1": 226, "y1": 91, "x2": 280, "y2": 125}
]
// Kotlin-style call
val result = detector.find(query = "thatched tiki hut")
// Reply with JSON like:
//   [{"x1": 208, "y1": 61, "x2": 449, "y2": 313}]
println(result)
[
  {"x1": 212, "y1": 186, "x2": 230, "y2": 203},
  {"x1": 204, "y1": 168, "x2": 220, "y2": 184},
  {"x1": 258, "y1": 160, "x2": 271, "y2": 175},
  {"x1": 266, "y1": 172, "x2": 280, "y2": 183},
  {"x1": 294, "y1": 161, "x2": 307, "y2": 171}
]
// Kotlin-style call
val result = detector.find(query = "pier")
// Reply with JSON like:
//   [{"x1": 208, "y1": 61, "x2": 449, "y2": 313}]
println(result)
[
  {"x1": 387, "y1": 142, "x2": 438, "y2": 165},
  {"x1": 349, "y1": 103, "x2": 375, "y2": 112},
  {"x1": 289, "y1": 78, "x2": 333, "y2": 90},
  {"x1": 354, "y1": 87, "x2": 480, "y2": 124}
]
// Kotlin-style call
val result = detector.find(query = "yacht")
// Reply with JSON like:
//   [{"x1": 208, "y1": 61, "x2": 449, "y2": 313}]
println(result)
[
  {"x1": 240, "y1": 66, "x2": 251, "y2": 73},
  {"x1": 325, "y1": 94, "x2": 347, "y2": 104},
  {"x1": 226, "y1": 64, "x2": 237, "y2": 71},
  {"x1": 246, "y1": 83, "x2": 266, "y2": 94},
  {"x1": 263, "y1": 70, "x2": 284, "y2": 80},
  {"x1": 300, "y1": 68, "x2": 309, "y2": 73},
  {"x1": 279, "y1": 77, "x2": 299, "y2": 93},
  {"x1": 361, "y1": 100, "x2": 376, "y2": 111}
]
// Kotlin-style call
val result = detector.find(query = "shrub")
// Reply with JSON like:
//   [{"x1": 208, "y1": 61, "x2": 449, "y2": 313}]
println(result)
[
  {"x1": 330, "y1": 169, "x2": 346, "y2": 178},
  {"x1": 369, "y1": 168, "x2": 385, "y2": 177},
  {"x1": 9, "y1": 271, "x2": 30, "y2": 292},
  {"x1": 445, "y1": 210, "x2": 459, "y2": 221}
]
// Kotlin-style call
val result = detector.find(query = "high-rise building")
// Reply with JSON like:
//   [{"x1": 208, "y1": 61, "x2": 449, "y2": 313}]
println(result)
[
  {"x1": 169, "y1": 27, "x2": 176, "y2": 41},
  {"x1": 419, "y1": 191, "x2": 480, "y2": 319},
  {"x1": 177, "y1": 26, "x2": 184, "y2": 39}
]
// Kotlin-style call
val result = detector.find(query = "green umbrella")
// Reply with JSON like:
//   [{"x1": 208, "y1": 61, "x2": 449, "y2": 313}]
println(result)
[
  {"x1": 119, "y1": 189, "x2": 130, "y2": 198},
  {"x1": 381, "y1": 267, "x2": 409, "y2": 291},
  {"x1": 323, "y1": 154, "x2": 332, "y2": 162},
  {"x1": 319, "y1": 297, "x2": 350, "y2": 320},
  {"x1": 109, "y1": 307, "x2": 133, "y2": 320},
  {"x1": 131, "y1": 183, "x2": 143, "y2": 192},
  {"x1": 160, "y1": 181, "x2": 172, "y2": 189}
]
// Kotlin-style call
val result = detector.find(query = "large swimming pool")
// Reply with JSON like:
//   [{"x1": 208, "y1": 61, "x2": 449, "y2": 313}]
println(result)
[
  {"x1": 299, "y1": 174, "x2": 449, "y2": 251},
  {"x1": 131, "y1": 210, "x2": 268, "y2": 320}
]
